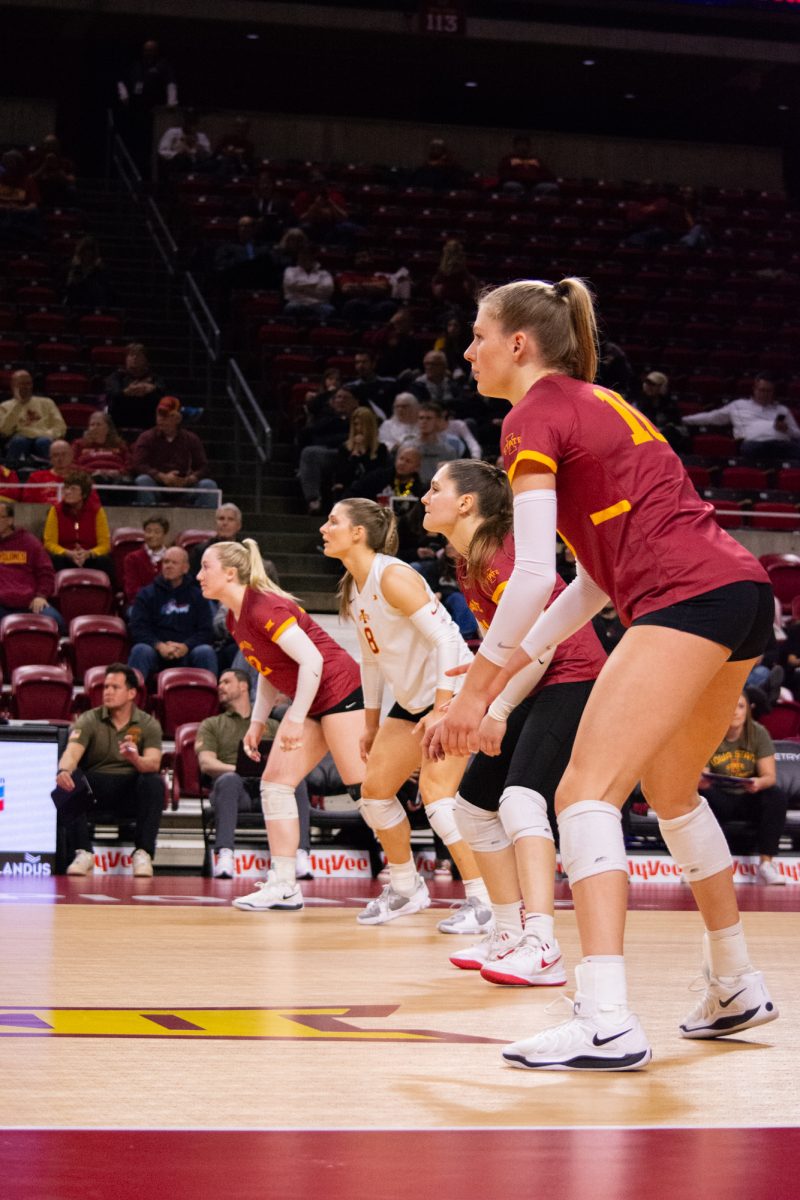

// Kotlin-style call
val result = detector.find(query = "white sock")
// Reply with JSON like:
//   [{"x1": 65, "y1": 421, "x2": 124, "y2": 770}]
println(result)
[
  {"x1": 272, "y1": 855, "x2": 296, "y2": 887},
  {"x1": 524, "y1": 912, "x2": 555, "y2": 943},
  {"x1": 705, "y1": 923, "x2": 752, "y2": 979},
  {"x1": 388, "y1": 857, "x2": 418, "y2": 897},
  {"x1": 464, "y1": 876, "x2": 491, "y2": 905},
  {"x1": 493, "y1": 900, "x2": 524, "y2": 936}
]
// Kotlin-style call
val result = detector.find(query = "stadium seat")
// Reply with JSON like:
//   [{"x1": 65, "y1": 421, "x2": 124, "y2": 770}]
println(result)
[
  {"x1": 750, "y1": 502, "x2": 800, "y2": 532},
  {"x1": 690, "y1": 434, "x2": 738, "y2": 460},
  {"x1": 175, "y1": 528, "x2": 212, "y2": 552},
  {"x1": 760, "y1": 701, "x2": 800, "y2": 741},
  {"x1": 110, "y1": 527, "x2": 146, "y2": 582},
  {"x1": 720, "y1": 467, "x2": 771, "y2": 492},
  {"x1": 171, "y1": 722, "x2": 204, "y2": 810},
  {"x1": 766, "y1": 562, "x2": 800, "y2": 607},
  {"x1": 709, "y1": 499, "x2": 744, "y2": 530},
  {"x1": 54, "y1": 569, "x2": 114, "y2": 622},
  {"x1": 154, "y1": 667, "x2": 219, "y2": 737},
  {"x1": 11, "y1": 664, "x2": 73, "y2": 720},
  {"x1": 0, "y1": 613, "x2": 60, "y2": 674},
  {"x1": 67, "y1": 614, "x2": 129, "y2": 681}
]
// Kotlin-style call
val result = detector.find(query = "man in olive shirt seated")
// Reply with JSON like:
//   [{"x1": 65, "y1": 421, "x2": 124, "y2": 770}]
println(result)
[
  {"x1": 195, "y1": 668, "x2": 279, "y2": 879},
  {"x1": 56, "y1": 663, "x2": 164, "y2": 877}
]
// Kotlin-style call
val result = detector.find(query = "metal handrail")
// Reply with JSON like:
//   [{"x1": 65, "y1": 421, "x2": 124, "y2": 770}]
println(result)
[
  {"x1": 183, "y1": 271, "x2": 221, "y2": 362},
  {"x1": 227, "y1": 357, "x2": 273, "y2": 505},
  {"x1": 146, "y1": 197, "x2": 178, "y2": 277},
  {"x1": 107, "y1": 112, "x2": 142, "y2": 199}
]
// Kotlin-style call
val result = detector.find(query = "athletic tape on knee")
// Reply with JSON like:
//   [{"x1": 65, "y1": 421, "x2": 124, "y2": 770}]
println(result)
[
  {"x1": 424, "y1": 797, "x2": 461, "y2": 847},
  {"x1": 359, "y1": 795, "x2": 407, "y2": 833},
  {"x1": 498, "y1": 785, "x2": 554, "y2": 844},
  {"x1": 558, "y1": 800, "x2": 628, "y2": 885},
  {"x1": 454, "y1": 793, "x2": 511, "y2": 853},
  {"x1": 260, "y1": 781, "x2": 299, "y2": 822},
  {"x1": 658, "y1": 796, "x2": 733, "y2": 883}
]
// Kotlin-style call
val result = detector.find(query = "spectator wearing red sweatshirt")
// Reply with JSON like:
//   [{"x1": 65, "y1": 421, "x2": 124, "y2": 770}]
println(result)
[{"x1": 0, "y1": 499, "x2": 64, "y2": 630}]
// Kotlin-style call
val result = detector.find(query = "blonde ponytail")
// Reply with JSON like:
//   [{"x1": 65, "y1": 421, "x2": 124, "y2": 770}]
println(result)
[
  {"x1": 479, "y1": 276, "x2": 598, "y2": 382},
  {"x1": 212, "y1": 538, "x2": 297, "y2": 601}
]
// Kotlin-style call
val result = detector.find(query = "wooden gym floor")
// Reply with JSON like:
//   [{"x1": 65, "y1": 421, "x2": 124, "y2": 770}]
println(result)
[{"x1": 0, "y1": 875, "x2": 798, "y2": 1200}]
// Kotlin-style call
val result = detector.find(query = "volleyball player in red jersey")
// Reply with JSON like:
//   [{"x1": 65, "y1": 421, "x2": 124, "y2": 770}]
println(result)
[
  {"x1": 428, "y1": 278, "x2": 778, "y2": 1070},
  {"x1": 422, "y1": 458, "x2": 605, "y2": 985},
  {"x1": 198, "y1": 539, "x2": 364, "y2": 911}
]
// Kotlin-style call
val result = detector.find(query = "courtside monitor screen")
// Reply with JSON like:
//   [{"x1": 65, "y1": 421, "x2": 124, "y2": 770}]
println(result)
[{"x1": 0, "y1": 725, "x2": 63, "y2": 872}]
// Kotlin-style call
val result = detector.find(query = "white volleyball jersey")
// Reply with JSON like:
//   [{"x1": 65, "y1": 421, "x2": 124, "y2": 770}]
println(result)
[{"x1": 349, "y1": 553, "x2": 473, "y2": 714}]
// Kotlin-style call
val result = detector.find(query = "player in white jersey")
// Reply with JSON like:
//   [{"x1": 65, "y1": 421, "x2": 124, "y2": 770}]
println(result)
[{"x1": 321, "y1": 497, "x2": 492, "y2": 929}]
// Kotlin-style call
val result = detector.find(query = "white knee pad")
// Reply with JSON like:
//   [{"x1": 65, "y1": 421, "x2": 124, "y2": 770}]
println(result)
[
  {"x1": 424, "y1": 797, "x2": 461, "y2": 847},
  {"x1": 658, "y1": 796, "x2": 732, "y2": 883},
  {"x1": 558, "y1": 800, "x2": 628, "y2": 886},
  {"x1": 260, "y1": 781, "x2": 299, "y2": 822},
  {"x1": 499, "y1": 785, "x2": 554, "y2": 844},
  {"x1": 359, "y1": 795, "x2": 407, "y2": 833},
  {"x1": 454, "y1": 793, "x2": 511, "y2": 853}
]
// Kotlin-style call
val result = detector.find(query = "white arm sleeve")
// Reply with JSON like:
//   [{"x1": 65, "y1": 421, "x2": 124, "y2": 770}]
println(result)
[
  {"x1": 251, "y1": 673, "x2": 279, "y2": 726},
  {"x1": 488, "y1": 647, "x2": 556, "y2": 720},
  {"x1": 520, "y1": 561, "x2": 609, "y2": 662},
  {"x1": 479, "y1": 489, "x2": 558, "y2": 667},
  {"x1": 408, "y1": 602, "x2": 472, "y2": 692},
  {"x1": 274, "y1": 622, "x2": 324, "y2": 723},
  {"x1": 359, "y1": 637, "x2": 384, "y2": 711}
]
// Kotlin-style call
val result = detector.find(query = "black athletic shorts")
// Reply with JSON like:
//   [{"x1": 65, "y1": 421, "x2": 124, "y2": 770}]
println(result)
[
  {"x1": 458, "y1": 679, "x2": 594, "y2": 836},
  {"x1": 312, "y1": 686, "x2": 364, "y2": 720},
  {"x1": 630, "y1": 581, "x2": 773, "y2": 662},
  {"x1": 387, "y1": 700, "x2": 433, "y2": 723}
]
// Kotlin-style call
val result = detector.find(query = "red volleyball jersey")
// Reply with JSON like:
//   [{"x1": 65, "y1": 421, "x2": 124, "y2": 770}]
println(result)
[
  {"x1": 226, "y1": 588, "x2": 361, "y2": 716},
  {"x1": 501, "y1": 375, "x2": 767, "y2": 626},
  {"x1": 457, "y1": 533, "x2": 606, "y2": 693}
]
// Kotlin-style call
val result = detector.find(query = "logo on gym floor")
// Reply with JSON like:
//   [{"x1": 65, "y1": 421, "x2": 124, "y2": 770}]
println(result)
[{"x1": 0, "y1": 1005, "x2": 502, "y2": 1043}]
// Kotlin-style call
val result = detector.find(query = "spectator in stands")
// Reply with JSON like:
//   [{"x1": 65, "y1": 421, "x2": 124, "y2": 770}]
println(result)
[
  {"x1": 24, "y1": 439, "x2": 74, "y2": 504},
  {"x1": 293, "y1": 172, "x2": 354, "y2": 244},
  {"x1": 350, "y1": 442, "x2": 426, "y2": 561},
  {"x1": 369, "y1": 307, "x2": 421, "y2": 378},
  {"x1": 433, "y1": 403, "x2": 481, "y2": 459},
  {"x1": 195, "y1": 668, "x2": 280, "y2": 879},
  {"x1": 43, "y1": 470, "x2": 113, "y2": 576},
  {"x1": 242, "y1": 170, "x2": 290, "y2": 241},
  {"x1": 497, "y1": 133, "x2": 556, "y2": 195},
  {"x1": 0, "y1": 150, "x2": 42, "y2": 243},
  {"x1": 213, "y1": 115, "x2": 256, "y2": 177},
  {"x1": 64, "y1": 236, "x2": 113, "y2": 308},
  {"x1": 122, "y1": 515, "x2": 170, "y2": 607},
  {"x1": 411, "y1": 540, "x2": 478, "y2": 639},
  {"x1": 298, "y1": 386, "x2": 359, "y2": 514},
  {"x1": 304, "y1": 367, "x2": 343, "y2": 421},
  {"x1": 116, "y1": 37, "x2": 178, "y2": 173},
  {"x1": 337, "y1": 251, "x2": 397, "y2": 325},
  {"x1": 213, "y1": 215, "x2": 272, "y2": 287},
  {"x1": 592, "y1": 600, "x2": 626, "y2": 657},
  {"x1": 105, "y1": 343, "x2": 166, "y2": 433},
  {"x1": 72, "y1": 412, "x2": 131, "y2": 485},
  {"x1": 412, "y1": 138, "x2": 465, "y2": 191},
  {"x1": 30, "y1": 135, "x2": 77, "y2": 207},
  {"x1": 0, "y1": 499, "x2": 63, "y2": 628},
  {"x1": 595, "y1": 339, "x2": 633, "y2": 398},
  {"x1": 0, "y1": 463, "x2": 21, "y2": 501},
  {"x1": 343, "y1": 349, "x2": 396, "y2": 419},
  {"x1": 622, "y1": 189, "x2": 694, "y2": 249},
  {"x1": 699, "y1": 692, "x2": 789, "y2": 886},
  {"x1": 157, "y1": 109, "x2": 212, "y2": 178},
  {"x1": 188, "y1": 502, "x2": 247, "y2": 574},
  {"x1": 635, "y1": 370, "x2": 688, "y2": 452},
  {"x1": 0, "y1": 370, "x2": 66, "y2": 467},
  {"x1": 282, "y1": 244, "x2": 335, "y2": 321},
  {"x1": 683, "y1": 372, "x2": 800, "y2": 464},
  {"x1": 378, "y1": 392, "x2": 420, "y2": 453},
  {"x1": 411, "y1": 349, "x2": 463, "y2": 409},
  {"x1": 128, "y1": 545, "x2": 217, "y2": 682},
  {"x1": 430, "y1": 239, "x2": 477, "y2": 314},
  {"x1": 56, "y1": 662, "x2": 164, "y2": 877},
  {"x1": 132, "y1": 396, "x2": 218, "y2": 507},
  {"x1": 331, "y1": 407, "x2": 388, "y2": 499},
  {"x1": 433, "y1": 313, "x2": 471, "y2": 380},
  {"x1": 401, "y1": 401, "x2": 460, "y2": 486}
]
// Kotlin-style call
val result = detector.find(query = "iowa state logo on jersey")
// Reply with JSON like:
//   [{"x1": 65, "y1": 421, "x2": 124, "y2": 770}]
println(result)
[{"x1": 503, "y1": 432, "x2": 522, "y2": 458}]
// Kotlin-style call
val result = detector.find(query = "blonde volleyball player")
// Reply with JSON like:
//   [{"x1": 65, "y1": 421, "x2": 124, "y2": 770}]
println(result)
[{"x1": 321, "y1": 498, "x2": 491, "y2": 928}]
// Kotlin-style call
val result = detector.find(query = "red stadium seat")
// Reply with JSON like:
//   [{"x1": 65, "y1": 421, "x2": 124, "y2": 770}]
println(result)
[
  {"x1": 750, "y1": 503, "x2": 800, "y2": 532},
  {"x1": 171, "y1": 722, "x2": 204, "y2": 809},
  {"x1": 691, "y1": 434, "x2": 738, "y2": 460},
  {"x1": 45, "y1": 371, "x2": 90, "y2": 397},
  {"x1": 710, "y1": 500, "x2": 744, "y2": 530},
  {"x1": 760, "y1": 701, "x2": 800, "y2": 741},
  {"x1": 78, "y1": 314, "x2": 124, "y2": 338},
  {"x1": 0, "y1": 613, "x2": 59, "y2": 674},
  {"x1": 83, "y1": 664, "x2": 146, "y2": 710},
  {"x1": 54, "y1": 569, "x2": 114, "y2": 622},
  {"x1": 154, "y1": 667, "x2": 219, "y2": 737},
  {"x1": 67, "y1": 615, "x2": 129, "y2": 682},
  {"x1": 175, "y1": 528, "x2": 212, "y2": 552},
  {"x1": 766, "y1": 563, "x2": 800, "y2": 607},
  {"x1": 110, "y1": 527, "x2": 146, "y2": 582},
  {"x1": 720, "y1": 467, "x2": 771, "y2": 492},
  {"x1": 11, "y1": 664, "x2": 73, "y2": 720}
]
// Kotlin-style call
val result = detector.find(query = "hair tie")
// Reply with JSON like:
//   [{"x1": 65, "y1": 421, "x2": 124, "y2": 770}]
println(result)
[{"x1": 552, "y1": 281, "x2": 569, "y2": 300}]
